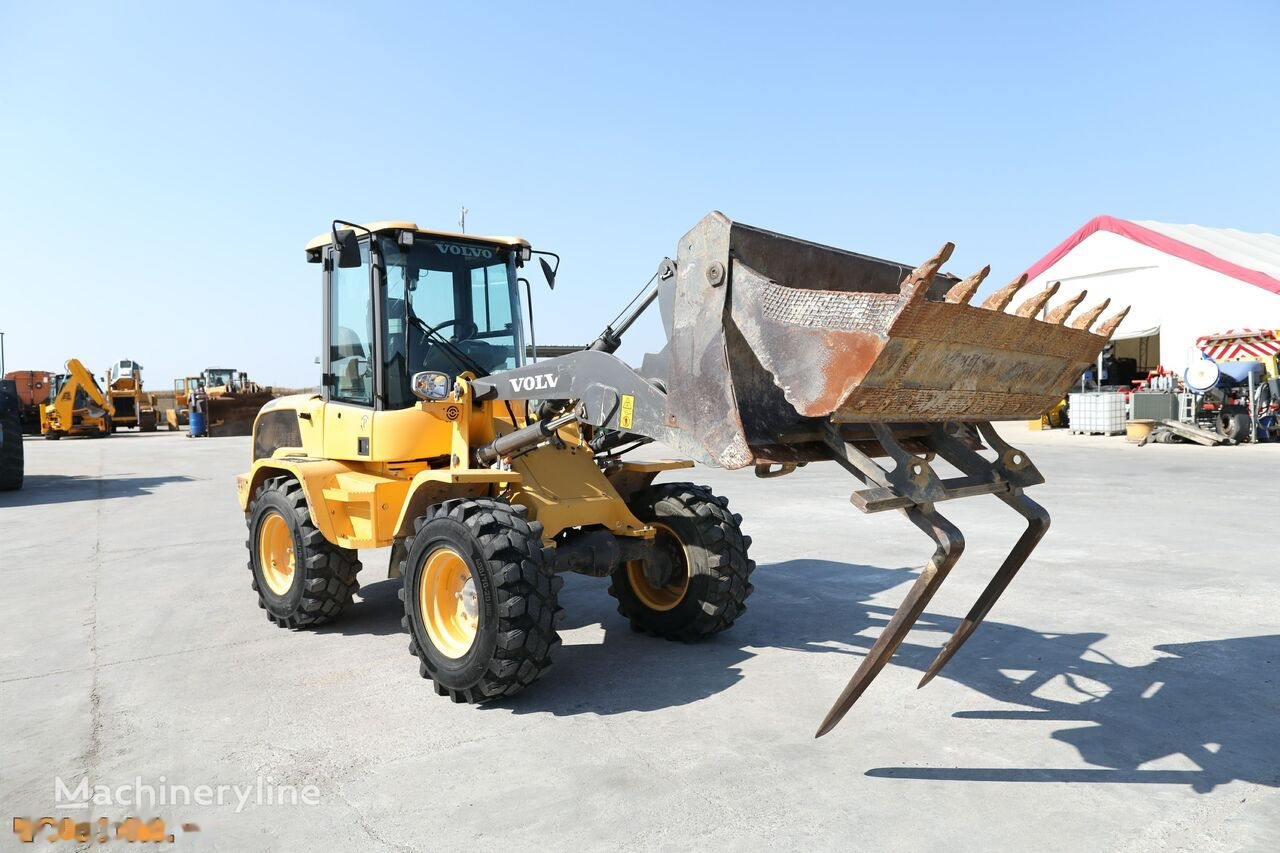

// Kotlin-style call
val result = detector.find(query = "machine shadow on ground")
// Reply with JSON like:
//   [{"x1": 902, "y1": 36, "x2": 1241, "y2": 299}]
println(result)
[
  {"x1": 0, "y1": 473, "x2": 194, "y2": 507},
  {"x1": 866, "y1": 623, "x2": 1280, "y2": 793},
  {"x1": 328, "y1": 559, "x2": 1279, "y2": 793},
  {"x1": 323, "y1": 578, "x2": 406, "y2": 637}
]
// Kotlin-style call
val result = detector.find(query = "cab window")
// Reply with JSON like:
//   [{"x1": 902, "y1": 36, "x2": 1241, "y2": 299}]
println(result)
[
  {"x1": 329, "y1": 243, "x2": 373, "y2": 405},
  {"x1": 379, "y1": 236, "x2": 522, "y2": 409}
]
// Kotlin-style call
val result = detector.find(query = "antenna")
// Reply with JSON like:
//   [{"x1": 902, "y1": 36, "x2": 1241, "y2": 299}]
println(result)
[{"x1": 459, "y1": 205, "x2": 469, "y2": 234}]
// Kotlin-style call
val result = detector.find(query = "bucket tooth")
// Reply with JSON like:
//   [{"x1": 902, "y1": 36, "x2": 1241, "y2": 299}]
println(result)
[
  {"x1": 979, "y1": 273, "x2": 1027, "y2": 312},
  {"x1": 944, "y1": 265, "x2": 990, "y2": 305},
  {"x1": 900, "y1": 243, "x2": 955, "y2": 299},
  {"x1": 1069, "y1": 298, "x2": 1111, "y2": 331},
  {"x1": 1096, "y1": 306, "x2": 1131, "y2": 339},
  {"x1": 1044, "y1": 290, "x2": 1087, "y2": 325},
  {"x1": 815, "y1": 505, "x2": 965, "y2": 738},
  {"x1": 918, "y1": 492, "x2": 1050, "y2": 687},
  {"x1": 1014, "y1": 281, "x2": 1061, "y2": 318}
]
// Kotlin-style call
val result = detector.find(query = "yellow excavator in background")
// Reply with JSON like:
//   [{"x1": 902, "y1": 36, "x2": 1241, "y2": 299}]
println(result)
[
  {"x1": 237, "y1": 214, "x2": 1126, "y2": 735},
  {"x1": 42, "y1": 358, "x2": 113, "y2": 440}
]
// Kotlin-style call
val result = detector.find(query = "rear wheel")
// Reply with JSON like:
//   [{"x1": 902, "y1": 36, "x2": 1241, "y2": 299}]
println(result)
[
  {"x1": 44, "y1": 430, "x2": 62, "y2": 441},
  {"x1": 400, "y1": 498, "x2": 562, "y2": 702},
  {"x1": 0, "y1": 411, "x2": 23, "y2": 491},
  {"x1": 1217, "y1": 411, "x2": 1251, "y2": 442},
  {"x1": 609, "y1": 483, "x2": 754, "y2": 641},
  {"x1": 245, "y1": 476, "x2": 361, "y2": 628}
]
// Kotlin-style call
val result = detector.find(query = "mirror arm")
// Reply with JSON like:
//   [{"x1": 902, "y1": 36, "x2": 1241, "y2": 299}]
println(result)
[{"x1": 531, "y1": 249, "x2": 560, "y2": 289}]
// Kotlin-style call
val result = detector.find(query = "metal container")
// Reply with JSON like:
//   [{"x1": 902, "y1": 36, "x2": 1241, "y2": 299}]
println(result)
[
  {"x1": 1130, "y1": 391, "x2": 1178, "y2": 422},
  {"x1": 3, "y1": 370, "x2": 52, "y2": 407},
  {"x1": 1069, "y1": 392, "x2": 1126, "y2": 435},
  {"x1": 189, "y1": 411, "x2": 208, "y2": 437}
]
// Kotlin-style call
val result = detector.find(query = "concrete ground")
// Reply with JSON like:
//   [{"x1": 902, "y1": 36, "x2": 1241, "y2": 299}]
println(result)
[{"x1": 1, "y1": 427, "x2": 1277, "y2": 851}]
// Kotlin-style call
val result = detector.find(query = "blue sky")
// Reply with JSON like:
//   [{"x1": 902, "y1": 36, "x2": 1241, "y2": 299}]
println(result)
[{"x1": 2, "y1": 2, "x2": 1276, "y2": 386}]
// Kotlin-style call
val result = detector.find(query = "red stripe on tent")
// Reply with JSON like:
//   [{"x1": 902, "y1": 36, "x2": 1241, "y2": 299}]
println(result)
[{"x1": 1024, "y1": 216, "x2": 1280, "y2": 296}]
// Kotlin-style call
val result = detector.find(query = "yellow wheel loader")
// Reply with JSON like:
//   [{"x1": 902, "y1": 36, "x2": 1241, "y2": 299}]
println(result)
[
  {"x1": 199, "y1": 368, "x2": 274, "y2": 436},
  {"x1": 104, "y1": 359, "x2": 158, "y2": 432},
  {"x1": 237, "y1": 215, "x2": 1125, "y2": 734},
  {"x1": 42, "y1": 358, "x2": 114, "y2": 440}
]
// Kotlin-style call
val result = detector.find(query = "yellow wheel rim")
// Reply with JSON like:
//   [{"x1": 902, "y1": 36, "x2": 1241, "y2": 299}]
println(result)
[
  {"x1": 257, "y1": 512, "x2": 296, "y2": 596},
  {"x1": 419, "y1": 547, "x2": 479, "y2": 659},
  {"x1": 626, "y1": 522, "x2": 690, "y2": 612}
]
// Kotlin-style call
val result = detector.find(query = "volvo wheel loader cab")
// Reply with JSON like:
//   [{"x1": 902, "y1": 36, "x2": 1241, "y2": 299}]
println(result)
[
  {"x1": 240, "y1": 213, "x2": 1124, "y2": 735},
  {"x1": 42, "y1": 359, "x2": 114, "y2": 440}
]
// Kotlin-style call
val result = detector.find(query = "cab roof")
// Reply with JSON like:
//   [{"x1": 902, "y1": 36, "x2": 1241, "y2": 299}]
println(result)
[{"x1": 304, "y1": 221, "x2": 530, "y2": 253}]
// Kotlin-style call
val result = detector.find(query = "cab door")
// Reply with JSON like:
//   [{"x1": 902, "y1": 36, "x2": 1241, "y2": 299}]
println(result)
[{"x1": 323, "y1": 242, "x2": 375, "y2": 461}]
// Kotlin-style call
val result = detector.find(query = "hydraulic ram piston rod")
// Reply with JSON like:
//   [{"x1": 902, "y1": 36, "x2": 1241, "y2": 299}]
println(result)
[{"x1": 475, "y1": 412, "x2": 579, "y2": 465}]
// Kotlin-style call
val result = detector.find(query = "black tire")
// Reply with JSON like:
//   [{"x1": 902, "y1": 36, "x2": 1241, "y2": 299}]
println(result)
[
  {"x1": 400, "y1": 498, "x2": 562, "y2": 703},
  {"x1": 44, "y1": 430, "x2": 62, "y2": 441},
  {"x1": 245, "y1": 476, "x2": 361, "y2": 628},
  {"x1": 609, "y1": 482, "x2": 754, "y2": 641},
  {"x1": 0, "y1": 411, "x2": 23, "y2": 491},
  {"x1": 1216, "y1": 411, "x2": 1251, "y2": 442}
]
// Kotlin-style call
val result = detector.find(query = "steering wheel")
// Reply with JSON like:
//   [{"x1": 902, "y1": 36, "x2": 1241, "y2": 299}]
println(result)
[{"x1": 411, "y1": 316, "x2": 479, "y2": 342}]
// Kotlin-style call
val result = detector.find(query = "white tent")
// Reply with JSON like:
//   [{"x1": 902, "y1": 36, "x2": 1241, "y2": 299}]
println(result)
[{"x1": 1023, "y1": 216, "x2": 1280, "y2": 374}]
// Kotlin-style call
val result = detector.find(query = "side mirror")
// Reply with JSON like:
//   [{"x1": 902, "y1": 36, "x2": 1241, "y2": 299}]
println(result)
[
  {"x1": 334, "y1": 229, "x2": 363, "y2": 268},
  {"x1": 539, "y1": 257, "x2": 556, "y2": 290},
  {"x1": 411, "y1": 371, "x2": 452, "y2": 401}
]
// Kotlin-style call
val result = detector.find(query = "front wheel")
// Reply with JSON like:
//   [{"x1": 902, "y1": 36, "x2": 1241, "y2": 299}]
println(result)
[
  {"x1": 245, "y1": 476, "x2": 361, "y2": 628},
  {"x1": 609, "y1": 483, "x2": 755, "y2": 641},
  {"x1": 400, "y1": 498, "x2": 562, "y2": 703}
]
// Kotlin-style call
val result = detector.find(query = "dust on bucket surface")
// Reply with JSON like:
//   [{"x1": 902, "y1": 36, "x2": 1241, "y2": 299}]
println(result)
[
  {"x1": 1126, "y1": 419, "x2": 1156, "y2": 443},
  {"x1": 189, "y1": 410, "x2": 208, "y2": 437}
]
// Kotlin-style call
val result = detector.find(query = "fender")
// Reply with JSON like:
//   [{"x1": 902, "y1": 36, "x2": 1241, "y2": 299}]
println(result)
[
  {"x1": 237, "y1": 457, "x2": 352, "y2": 543},
  {"x1": 391, "y1": 468, "x2": 523, "y2": 539}
]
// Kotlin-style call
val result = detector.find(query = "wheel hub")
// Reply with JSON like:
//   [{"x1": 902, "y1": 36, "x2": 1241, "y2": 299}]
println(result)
[
  {"x1": 457, "y1": 577, "x2": 479, "y2": 621},
  {"x1": 257, "y1": 512, "x2": 296, "y2": 596},
  {"x1": 627, "y1": 523, "x2": 690, "y2": 612},
  {"x1": 419, "y1": 547, "x2": 479, "y2": 658}
]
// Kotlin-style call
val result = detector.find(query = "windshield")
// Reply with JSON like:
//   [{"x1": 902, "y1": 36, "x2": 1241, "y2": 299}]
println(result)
[
  {"x1": 205, "y1": 369, "x2": 235, "y2": 387},
  {"x1": 379, "y1": 235, "x2": 523, "y2": 409}
]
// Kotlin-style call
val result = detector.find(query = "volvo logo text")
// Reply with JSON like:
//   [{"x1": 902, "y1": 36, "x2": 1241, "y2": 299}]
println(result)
[
  {"x1": 435, "y1": 243, "x2": 494, "y2": 260},
  {"x1": 508, "y1": 374, "x2": 560, "y2": 393}
]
